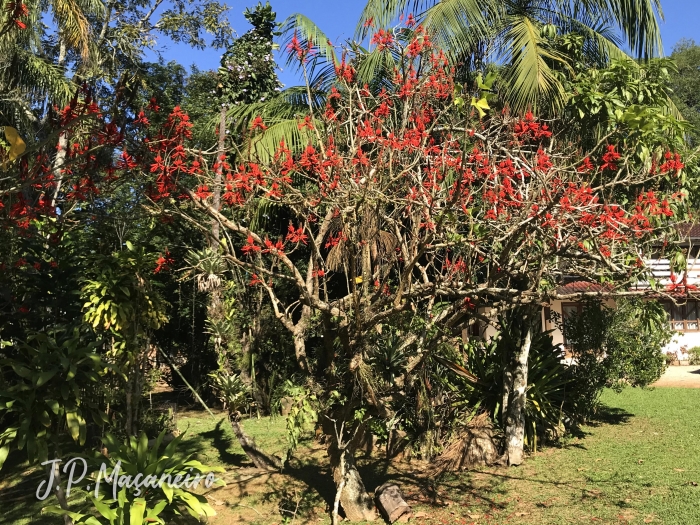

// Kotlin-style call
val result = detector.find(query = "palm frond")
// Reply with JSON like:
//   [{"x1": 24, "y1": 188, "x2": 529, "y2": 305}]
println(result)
[
  {"x1": 249, "y1": 118, "x2": 315, "y2": 163},
  {"x1": 498, "y1": 16, "x2": 569, "y2": 113},
  {"x1": 356, "y1": 0, "x2": 437, "y2": 38},
  {"x1": 597, "y1": 0, "x2": 663, "y2": 58},
  {"x1": 279, "y1": 13, "x2": 338, "y2": 78},
  {"x1": 51, "y1": 0, "x2": 103, "y2": 59},
  {"x1": 355, "y1": 47, "x2": 398, "y2": 88},
  {"x1": 421, "y1": 0, "x2": 498, "y2": 58}
]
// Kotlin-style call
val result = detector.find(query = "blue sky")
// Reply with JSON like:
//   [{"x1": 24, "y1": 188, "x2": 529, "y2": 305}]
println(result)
[{"x1": 148, "y1": 0, "x2": 700, "y2": 87}]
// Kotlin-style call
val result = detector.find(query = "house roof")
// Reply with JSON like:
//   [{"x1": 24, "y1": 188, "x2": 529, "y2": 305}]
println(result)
[
  {"x1": 677, "y1": 223, "x2": 700, "y2": 240},
  {"x1": 555, "y1": 281, "x2": 607, "y2": 295}
]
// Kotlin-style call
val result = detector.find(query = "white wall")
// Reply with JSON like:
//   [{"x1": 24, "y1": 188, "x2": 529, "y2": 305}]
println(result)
[{"x1": 663, "y1": 332, "x2": 700, "y2": 359}]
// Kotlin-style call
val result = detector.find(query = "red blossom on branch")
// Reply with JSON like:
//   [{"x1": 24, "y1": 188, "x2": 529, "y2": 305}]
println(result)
[
  {"x1": 601, "y1": 145, "x2": 621, "y2": 171},
  {"x1": 251, "y1": 116, "x2": 268, "y2": 131},
  {"x1": 154, "y1": 250, "x2": 174, "y2": 273},
  {"x1": 286, "y1": 224, "x2": 308, "y2": 245}
]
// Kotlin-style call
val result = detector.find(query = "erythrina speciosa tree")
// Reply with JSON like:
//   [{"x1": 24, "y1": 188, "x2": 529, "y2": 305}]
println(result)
[{"x1": 132, "y1": 26, "x2": 688, "y2": 520}]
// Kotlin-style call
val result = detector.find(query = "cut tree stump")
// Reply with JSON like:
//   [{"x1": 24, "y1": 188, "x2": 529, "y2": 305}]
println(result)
[{"x1": 375, "y1": 482, "x2": 412, "y2": 523}]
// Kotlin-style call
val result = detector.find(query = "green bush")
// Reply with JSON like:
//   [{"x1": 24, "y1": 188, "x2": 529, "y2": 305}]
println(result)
[
  {"x1": 44, "y1": 430, "x2": 224, "y2": 524},
  {"x1": 564, "y1": 298, "x2": 672, "y2": 419},
  {"x1": 138, "y1": 407, "x2": 177, "y2": 439},
  {"x1": 688, "y1": 347, "x2": 700, "y2": 365},
  {"x1": 434, "y1": 324, "x2": 575, "y2": 450}
]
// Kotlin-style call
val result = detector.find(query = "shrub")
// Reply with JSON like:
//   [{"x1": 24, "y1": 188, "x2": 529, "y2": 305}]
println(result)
[
  {"x1": 435, "y1": 325, "x2": 575, "y2": 450},
  {"x1": 44, "y1": 430, "x2": 224, "y2": 524},
  {"x1": 138, "y1": 406, "x2": 177, "y2": 439},
  {"x1": 564, "y1": 298, "x2": 672, "y2": 418},
  {"x1": 688, "y1": 347, "x2": 700, "y2": 365}
]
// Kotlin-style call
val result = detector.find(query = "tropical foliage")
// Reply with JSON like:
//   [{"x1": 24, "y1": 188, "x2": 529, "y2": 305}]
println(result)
[{"x1": 1, "y1": 0, "x2": 698, "y2": 522}]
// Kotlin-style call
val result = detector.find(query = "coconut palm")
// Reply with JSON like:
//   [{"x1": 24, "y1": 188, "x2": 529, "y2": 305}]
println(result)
[
  {"x1": 0, "y1": 0, "x2": 102, "y2": 129},
  {"x1": 357, "y1": 0, "x2": 664, "y2": 113}
]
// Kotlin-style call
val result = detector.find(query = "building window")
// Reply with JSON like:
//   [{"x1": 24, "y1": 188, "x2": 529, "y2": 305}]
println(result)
[
  {"x1": 662, "y1": 301, "x2": 700, "y2": 332},
  {"x1": 561, "y1": 302, "x2": 584, "y2": 347}
]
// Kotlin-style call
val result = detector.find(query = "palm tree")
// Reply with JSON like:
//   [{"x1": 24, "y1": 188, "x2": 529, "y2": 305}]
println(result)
[
  {"x1": 357, "y1": 0, "x2": 664, "y2": 113},
  {"x1": 0, "y1": 0, "x2": 104, "y2": 129}
]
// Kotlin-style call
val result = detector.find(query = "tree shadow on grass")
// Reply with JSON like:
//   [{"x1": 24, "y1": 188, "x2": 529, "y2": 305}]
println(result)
[
  {"x1": 588, "y1": 405, "x2": 633, "y2": 426},
  {"x1": 177, "y1": 418, "x2": 250, "y2": 468}
]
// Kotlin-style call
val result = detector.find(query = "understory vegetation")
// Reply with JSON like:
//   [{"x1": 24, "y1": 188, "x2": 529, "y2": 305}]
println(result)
[{"x1": 2, "y1": 388, "x2": 700, "y2": 525}]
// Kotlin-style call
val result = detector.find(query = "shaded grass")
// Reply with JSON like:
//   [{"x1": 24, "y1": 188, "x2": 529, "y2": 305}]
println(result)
[{"x1": 413, "y1": 388, "x2": 700, "y2": 525}]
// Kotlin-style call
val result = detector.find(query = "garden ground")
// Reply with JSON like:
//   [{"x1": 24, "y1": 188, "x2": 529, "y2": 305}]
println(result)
[
  {"x1": 1, "y1": 387, "x2": 699, "y2": 525},
  {"x1": 652, "y1": 365, "x2": 700, "y2": 388}
]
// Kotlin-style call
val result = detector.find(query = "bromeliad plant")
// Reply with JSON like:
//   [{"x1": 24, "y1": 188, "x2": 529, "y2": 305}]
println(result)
[
  {"x1": 44, "y1": 430, "x2": 223, "y2": 524},
  {"x1": 435, "y1": 325, "x2": 574, "y2": 451}
]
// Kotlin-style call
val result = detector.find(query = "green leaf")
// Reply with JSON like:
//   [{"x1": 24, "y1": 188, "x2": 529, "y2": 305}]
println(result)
[
  {"x1": 130, "y1": 498, "x2": 147, "y2": 525},
  {"x1": 146, "y1": 500, "x2": 167, "y2": 518},
  {"x1": 177, "y1": 492, "x2": 205, "y2": 516},
  {"x1": 91, "y1": 497, "x2": 118, "y2": 520},
  {"x1": 470, "y1": 96, "x2": 490, "y2": 118},
  {"x1": 36, "y1": 369, "x2": 57, "y2": 387},
  {"x1": 161, "y1": 482, "x2": 173, "y2": 503},
  {"x1": 137, "y1": 432, "x2": 148, "y2": 467},
  {"x1": 0, "y1": 445, "x2": 10, "y2": 470},
  {"x1": 11, "y1": 364, "x2": 31, "y2": 379},
  {"x1": 38, "y1": 410, "x2": 51, "y2": 427},
  {"x1": 66, "y1": 411, "x2": 80, "y2": 442}
]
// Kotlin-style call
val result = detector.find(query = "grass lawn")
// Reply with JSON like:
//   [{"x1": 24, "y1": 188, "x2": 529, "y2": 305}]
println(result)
[{"x1": 1, "y1": 387, "x2": 699, "y2": 524}]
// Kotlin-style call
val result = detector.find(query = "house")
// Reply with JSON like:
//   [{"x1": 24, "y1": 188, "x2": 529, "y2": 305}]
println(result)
[
  {"x1": 469, "y1": 224, "x2": 700, "y2": 360},
  {"x1": 545, "y1": 224, "x2": 700, "y2": 360}
]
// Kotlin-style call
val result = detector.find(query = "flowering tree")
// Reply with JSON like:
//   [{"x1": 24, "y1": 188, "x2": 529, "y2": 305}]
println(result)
[{"x1": 132, "y1": 28, "x2": 688, "y2": 518}]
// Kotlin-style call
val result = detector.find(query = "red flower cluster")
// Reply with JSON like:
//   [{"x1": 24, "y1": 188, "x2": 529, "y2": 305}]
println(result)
[
  {"x1": 286, "y1": 224, "x2": 308, "y2": 245},
  {"x1": 513, "y1": 112, "x2": 552, "y2": 141},
  {"x1": 659, "y1": 151, "x2": 684, "y2": 175},
  {"x1": 8, "y1": 2, "x2": 29, "y2": 29},
  {"x1": 154, "y1": 250, "x2": 174, "y2": 273},
  {"x1": 251, "y1": 116, "x2": 267, "y2": 131},
  {"x1": 370, "y1": 29, "x2": 394, "y2": 50},
  {"x1": 600, "y1": 145, "x2": 621, "y2": 171},
  {"x1": 242, "y1": 235, "x2": 261, "y2": 256}
]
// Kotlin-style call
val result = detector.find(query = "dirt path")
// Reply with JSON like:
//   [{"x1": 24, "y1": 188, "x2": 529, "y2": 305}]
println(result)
[{"x1": 652, "y1": 365, "x2": 700, "y2": 388}]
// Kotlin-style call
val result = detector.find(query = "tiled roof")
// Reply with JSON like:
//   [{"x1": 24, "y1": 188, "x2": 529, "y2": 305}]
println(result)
[
  {"x1": 555, "y1": 281, "x2": 606, "y2": 295},
  {"x1": 677, "y1": 222, "x2": 700, "y2": 240}
]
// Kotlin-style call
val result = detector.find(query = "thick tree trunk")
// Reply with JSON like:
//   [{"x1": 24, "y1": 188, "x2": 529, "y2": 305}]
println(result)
[
  {"x1": 501, "y1": 350, "x2": 513, "y2": 426},
  {"x1": 293, "y1": 323, "x2": 310, "y2": 373},
  {"x1": 228, "y1": 414, "x2": 282, "y2": 470},
  {"x1": 329, "y1": 444, "x2": 376, "y2": 523},
  {"x1": 239, "y1": 331, "x2": 266, "y2": 410},
  {"x1": 504, "y1": 318, "x2": 533, "y2": 466}
]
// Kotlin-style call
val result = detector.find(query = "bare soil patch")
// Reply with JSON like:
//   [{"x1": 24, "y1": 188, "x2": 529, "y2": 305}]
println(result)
[{"x1": 652, "y1": 365, "x2": 700, "y2": 388}]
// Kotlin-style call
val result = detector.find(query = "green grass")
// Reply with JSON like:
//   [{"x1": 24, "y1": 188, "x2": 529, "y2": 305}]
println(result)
[
  {"x1": 2, "y1": 388, "x2": 699, "y2": 524},
  {"x1": 174, "y1": 408, "x2": 291, "y2": 468},
  {"x1": 425, "y1": 388, "x2": 700, "y2": 525}
]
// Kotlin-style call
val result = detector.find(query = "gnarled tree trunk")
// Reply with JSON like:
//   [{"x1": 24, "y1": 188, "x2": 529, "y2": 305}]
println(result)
[
  {"x1": 329, "y1": 443, "x2": 376, "y2": 523},
  {"x1": 324, "y1": 418, "x2": 376, "y2": 523},
  {"x1": 229, "y1": 413, "x2": 282, "y2": 470}
]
